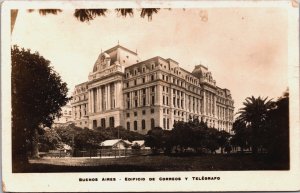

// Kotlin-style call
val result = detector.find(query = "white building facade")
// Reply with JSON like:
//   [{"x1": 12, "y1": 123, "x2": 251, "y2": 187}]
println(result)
[
  {"x1": 71, "y1": 45, "x2": 234, "y2": 134},
  {"x1": 52, "y1": 103, "x2": 73, "y2": 128}
]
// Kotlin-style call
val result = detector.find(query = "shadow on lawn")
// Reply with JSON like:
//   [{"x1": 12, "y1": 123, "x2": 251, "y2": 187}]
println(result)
[{"x1": 14, "y1": 153, "x2": 289, "y2": 173}]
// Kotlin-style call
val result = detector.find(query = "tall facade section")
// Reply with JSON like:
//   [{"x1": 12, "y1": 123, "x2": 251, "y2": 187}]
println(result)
[{"x1": 71, "y1": 45, "x2": 234, "y2": 134}]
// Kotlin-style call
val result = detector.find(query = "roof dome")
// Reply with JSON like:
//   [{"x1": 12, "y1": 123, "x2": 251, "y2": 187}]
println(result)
[
  {"x1": 192, "y1": 64, "x2": 207, "y2": 79},
  {"x1": 92, "y1": 52, "x2": 111, "y2": 72}
]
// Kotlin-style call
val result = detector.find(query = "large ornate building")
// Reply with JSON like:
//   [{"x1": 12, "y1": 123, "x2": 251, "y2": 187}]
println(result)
[{"x1": 71, "y1": 45, "x2": 234, "y2": 134}]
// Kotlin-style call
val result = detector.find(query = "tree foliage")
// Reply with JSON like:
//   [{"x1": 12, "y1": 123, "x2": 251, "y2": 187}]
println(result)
[
  {"x1": 12, "y1": 45, "x2": 70, "y2": 166},
  {"x1": 38, "y1": 128, "x2": 62, "y2": 152},
  {"x1": 232, "y1": 91, "x2": 289, "y2": 161},
  {"x1": 145, "y1": 120, "x2": 231, "y2": 154},
  {"x1": 26, "y1": 8, "x2": 161, "y2": 22},
  {"x1": 236, "y1": 96, "x2": 274, "y2": 153}
]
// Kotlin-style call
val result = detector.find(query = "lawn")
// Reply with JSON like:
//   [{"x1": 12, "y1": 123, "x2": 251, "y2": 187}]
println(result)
[{"x1": 15, "y1": 153, "x2": 289, "y2": 173}]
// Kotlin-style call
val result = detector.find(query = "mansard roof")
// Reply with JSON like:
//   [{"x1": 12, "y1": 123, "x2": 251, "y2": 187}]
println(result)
[{"x1": 105, "y1": 45, "x2": 138, "y2": 56}]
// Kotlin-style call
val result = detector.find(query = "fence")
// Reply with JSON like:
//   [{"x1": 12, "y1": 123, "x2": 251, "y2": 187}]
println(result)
[{"x1": 42, "y1": 148, "x2": 152, "y2": 158}]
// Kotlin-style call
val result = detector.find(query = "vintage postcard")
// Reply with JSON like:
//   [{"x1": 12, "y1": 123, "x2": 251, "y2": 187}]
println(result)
[{"x1": 1, "y1": 0, "x2": 300, "y2": 192}]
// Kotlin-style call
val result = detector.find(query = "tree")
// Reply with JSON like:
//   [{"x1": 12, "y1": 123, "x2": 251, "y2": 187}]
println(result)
[
  {"x1": 236, "y1": 96, "x2": 274, "y2": 154},
  {"x1": 145, "y1": 127, "x2": 164, "y2": 154},
  {"x1": 216, "y1": 130, "x2": 230, "y2": 154},
  {"x1": 74, "y1": 128, "x2": 103, "y2": 149},
  {"x1": 38, "y1": 128, "x2": 62, "y2": 152},
  {"x1": 12, "y1": 45, "x2": 70, "y2": 169},
  {"x1": 231, "y1": 119, "x2": 250, "y2": 153},
  {"x1": 265, "y1": 90, "x2": 289, "y2": 161}
]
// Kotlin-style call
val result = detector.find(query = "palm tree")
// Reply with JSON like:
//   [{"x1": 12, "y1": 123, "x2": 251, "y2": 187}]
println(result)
[
  {"x1": 140, "y1": 8, "x2": 160, "y2": 21},
  {"x1": 237, "y1": 96, "x2": 274, "y2": 154},
  {"x1": 74, "y1": 9, "x2": 107, "y2": 22},
  {"x1": 11, "y1": 8, "x2": 161, "y2": 33}
]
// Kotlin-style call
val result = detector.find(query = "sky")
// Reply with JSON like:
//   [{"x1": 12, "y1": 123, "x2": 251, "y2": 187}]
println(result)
[{"x1": 11, "y1": 8, "x2": 288, "y2": 113}]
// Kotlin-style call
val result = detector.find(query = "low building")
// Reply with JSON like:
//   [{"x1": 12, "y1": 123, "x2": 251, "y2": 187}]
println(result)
[{"x1": 100, "y1": 139, "x2": 131, "y2": 150}]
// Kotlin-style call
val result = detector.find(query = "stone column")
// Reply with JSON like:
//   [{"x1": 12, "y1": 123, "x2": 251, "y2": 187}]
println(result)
[
  {"x1": 88, "y1": 90, "x2": 91, "y2": 113},
  {"x1": 147, "y1": 88, "x2": 150, "y2": 105},
  {"x1": 91, "y1": 89, "x2": 94, "y2": 113},
  {"x1": 156, "y1": 85, "x2": 160, "y2": 106},
  {"x1": 99, "y1": 87, "x2": 102, "y2": 112},
  {"x1": 170, "y1": 88, "x2": 173, "y2": 108},
  {"x1": 114, "y1": 82, "x2": 117, "y2": 109},
  {"x1": 105, "y1": 85, "x2": 108, "y2": 110},
  {"x1": 129, "y1": 91, "x2": 132, "y2": 108},
  {"x1": 96, "y1": 87, "x2": 99, "y2": 113}
]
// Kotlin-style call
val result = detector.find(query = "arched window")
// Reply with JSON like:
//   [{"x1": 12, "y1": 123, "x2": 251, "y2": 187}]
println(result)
[
  {"x1": 101, "y1": 118, "x2": 106, "y2": 128},
  {"x1": 127, "y1": 122, "x2": 130, "y2": 130},
  {"x1": 134, "y1": 121, "x2": 137, "y2": 130},
  {"x1": 142, "y1": 120, "x2": 146, "y2": 130},
  {"x1": 109, "y1": 117, "x2": 114, "y2": 128},
  {"x1": 151, "y1": 119, "x2": 155, "y2": 129}
]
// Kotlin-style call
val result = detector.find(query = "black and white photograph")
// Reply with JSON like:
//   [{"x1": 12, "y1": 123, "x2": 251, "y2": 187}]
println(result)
[{"x1": 1, "y1": 0, "x2": 300, "y2": 192}]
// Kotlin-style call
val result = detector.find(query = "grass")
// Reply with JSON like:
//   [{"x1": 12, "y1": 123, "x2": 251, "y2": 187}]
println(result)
[{"x1": 15, "y1": 154, "x2": 289, "y2": 173}]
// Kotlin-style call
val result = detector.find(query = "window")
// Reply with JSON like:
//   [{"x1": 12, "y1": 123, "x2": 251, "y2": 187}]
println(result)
[
  {"x1": 135, "y1": 91, "x2": 138, "y2": 96},
  {"x1": 162, "y1": 75, "x2": 165, "y2": 80},
  {"x1": 134, "y1": 70, "x2": 137, "y2": 75},
  {"x1": 126, "y1": 82, "x2": 129, "y2": 87},
  {"x1": 142, "y1": 88, "x2": 146, "y2": 94},
  {"x1": 163, "y1": 96, "x2": 165, "y2": 105},
  {"x1": 151, "y1": 86, "x2": 155, "y2": 92},
  {"x1": 134, "y1": 80, "x2": 137, "y2": 85},
  {"x1": 151, "y1": 95, "x2": 155, "y2": 105},
  {"x1": 142, "y1": 120, "x2": 146, "y2": 130},
  {"x1": 143, "y1": 98, "x2": 146, "y2": 106},
  {"x1": 142, "y1": 68, "x2": 145, "y2": 73},
  {"x1": 135, "y1": 100, "x2": 138, "y2": 107},
  {"x1": 163, "y1": 118, "x2": 166, "y2": 129},
  {"x1": 151, "y1": 75, "x2": 154, "y2": 81},
  {"x1": 101, "y1": 118, "x2": 106, "y2": 128},
  {"x1": 167, "y1": 118, "x2": 169, "y2": 129},
  {"x1": 109, "y1": 117, "x2": 115, "y2": 128},
  {"x1": 163, "y1": 108, "x2": 165, "y2": 113},
  {"x1": 134, "y1": 112, "x2": 137, "y2": 116},
  {"x1": 127, "y1": 101, "x2": 130, "y2": 109},
  {"x1": 163, "y1": 86, "x2": 165, "y2": 91},
  {"x1": 127, "y1": 122, "x2": 130, "y2": 130},
  {"x1": 126, "y1": 113, "x2": 130, "y2": 117},
  {"x1": 166, "y1": 97, "x2": 169, "y2": 105},
  {"x1": 142, "y1": 110, "x2": 146, "y2": 115},
  {"x1": 142, "y1": 77, "x2": 145, "y2": 83},
  {"x1": 134, "y1": 121, "x2": 137, "y2": 130},
  {"x1": 151, "y1": 118, "x2": 155, "y2": 129},
  {"x1": 151, "y1": 109, "x2": 154, "y2": 113}
]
